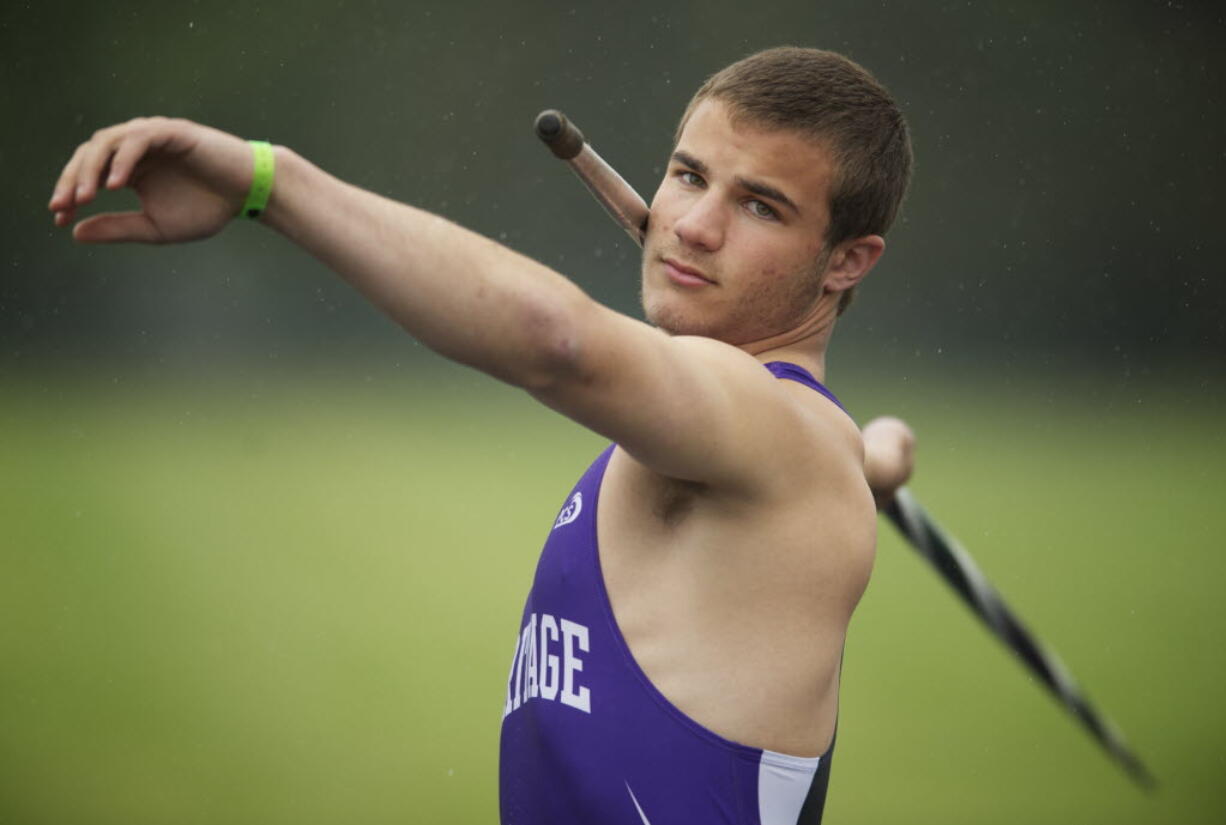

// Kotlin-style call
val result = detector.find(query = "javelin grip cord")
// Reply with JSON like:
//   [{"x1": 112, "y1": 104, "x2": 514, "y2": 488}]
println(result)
[{"x1": 534, "y1": 110, "x2": 649, "y2": 246}]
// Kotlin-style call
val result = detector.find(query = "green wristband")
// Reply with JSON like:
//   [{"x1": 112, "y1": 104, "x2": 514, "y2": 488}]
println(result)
[{"x1": 240, "y1": 140, "x2": 275, "y2": 219}]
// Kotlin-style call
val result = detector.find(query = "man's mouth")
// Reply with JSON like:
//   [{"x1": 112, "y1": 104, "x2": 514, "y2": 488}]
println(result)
[{"x1": 662, "y1": 257, "x2": 715, "y2": 287}]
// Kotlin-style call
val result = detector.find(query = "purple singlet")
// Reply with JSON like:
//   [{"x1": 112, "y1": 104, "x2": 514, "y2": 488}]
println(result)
[{"x1": 499, "y1": 362, "x2": 845, "y2": 824}]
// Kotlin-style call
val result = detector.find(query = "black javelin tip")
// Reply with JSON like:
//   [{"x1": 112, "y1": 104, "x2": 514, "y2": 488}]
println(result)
[
  {"x1": 534, "y1": 109, "x2": 585, "y2": 160},
  {"x1": 535, "y1": 110, "x2": 563, "y2": 140}
]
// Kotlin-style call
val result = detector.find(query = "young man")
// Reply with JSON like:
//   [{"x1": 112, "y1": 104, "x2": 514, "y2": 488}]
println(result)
[{"x1": 50, "y1": 47, "x2": 915, "y2": 825}]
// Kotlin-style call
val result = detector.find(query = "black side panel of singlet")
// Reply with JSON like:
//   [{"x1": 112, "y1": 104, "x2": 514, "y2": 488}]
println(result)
[{"x1": 795, "y1": 732, "x2": 835, "y2": 824}]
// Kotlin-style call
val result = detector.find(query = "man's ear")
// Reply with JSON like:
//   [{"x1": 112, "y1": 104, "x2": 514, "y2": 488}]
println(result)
[{"x1": 823, "y1": 235, "x2": 885, "y2": 293}]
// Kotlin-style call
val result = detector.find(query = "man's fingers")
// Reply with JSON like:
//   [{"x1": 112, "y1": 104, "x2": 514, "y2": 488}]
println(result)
[
  {"x1": 50, "y1": 143, "x2": 88, "y2": 211},
  {"x1": 50, "y1": 120, "x2": 161, "y2": 221},
  {"x1": 862, "y1": 416, "x2": 917, "y2": 506},
  {"x1": 74, "y1": 133, "x2": 122, "y2": 204},
  {"x1": 105, "y1": 132, "x2": 153, "y2": 190},
  {"x1": 72, "y1": 212, "x2": 163, "y2": 245}
]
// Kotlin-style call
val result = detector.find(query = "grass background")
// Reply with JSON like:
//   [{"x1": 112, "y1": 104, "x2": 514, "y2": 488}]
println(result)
[{"x1": 2, "y1": 364, "x2": 1222, "y2": 823}]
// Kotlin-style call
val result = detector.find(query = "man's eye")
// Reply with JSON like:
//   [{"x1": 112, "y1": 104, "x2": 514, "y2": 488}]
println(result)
[
  {"x1": 679, "y1": 171, "x2": 704, "y2": 187},
  {"x1": 747, "y1": 200, "x2": 777, "y2": 220}
]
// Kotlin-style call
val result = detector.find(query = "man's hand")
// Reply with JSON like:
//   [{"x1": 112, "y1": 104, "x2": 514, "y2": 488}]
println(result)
[
  {"x1": 48, "y1": 117, "x2": 253, "y2": 244},
  {"x1": 862, "y1": 416, "x2": 916, "y2": 507}
]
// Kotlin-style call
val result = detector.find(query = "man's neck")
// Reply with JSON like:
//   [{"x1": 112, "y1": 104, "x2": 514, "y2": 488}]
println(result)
[
  {"x1": 754, "y1": 346, "x2": 828, "y2": 384},
  {"x1": 740, "y1": 298, "x2": 838, "y2": 384}
]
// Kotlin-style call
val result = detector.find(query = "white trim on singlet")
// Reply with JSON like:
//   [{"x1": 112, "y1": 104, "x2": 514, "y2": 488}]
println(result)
[
  {"x1": 625, "y1": 782, "x2": 654, "y2": 825},
  {"x1": 757, "y1": 749, "x2": 821, "y2": 825}
]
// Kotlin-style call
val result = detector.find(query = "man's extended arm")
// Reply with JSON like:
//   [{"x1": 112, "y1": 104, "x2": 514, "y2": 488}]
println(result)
[
  {"x1": 52, "y1": 118, "x2": 601, "y2": 390},
  {"x1": 49, "y1": 118, "x2": 850, "y2": 491}
]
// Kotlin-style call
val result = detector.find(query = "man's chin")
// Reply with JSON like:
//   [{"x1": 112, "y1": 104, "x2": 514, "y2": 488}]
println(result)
[
  {"x1": 645, "y1": 302, "x2": 722, "y2": 339},
  {"x1": 643, "y1": 297, "x2": 681, "y2": 333}
]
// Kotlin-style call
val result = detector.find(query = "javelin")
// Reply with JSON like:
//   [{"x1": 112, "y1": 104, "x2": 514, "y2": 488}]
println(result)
[{"x1": 532, "y1": 108, "x2": 1156, "y2": 790}]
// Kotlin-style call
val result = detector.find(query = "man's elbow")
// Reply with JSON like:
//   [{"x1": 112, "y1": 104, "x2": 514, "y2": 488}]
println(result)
[{"x1": 503, "y1": 293, "x2": 592, "y2": 393}]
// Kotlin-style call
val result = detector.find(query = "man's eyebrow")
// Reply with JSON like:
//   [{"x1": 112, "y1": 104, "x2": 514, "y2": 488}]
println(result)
[
  {"x1": 735, "y1": 177, "x2": 800, "y2": 216},
  {"x1": 670, "y1": 151, "x2": 801, "y2": 217},
  {"x1": 671, "y1": 151, "x2": 707, "y2": 176}
]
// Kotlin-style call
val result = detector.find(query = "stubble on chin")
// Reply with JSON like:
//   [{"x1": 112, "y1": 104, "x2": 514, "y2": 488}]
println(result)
[
  {"x1": 642, "y1": 262, "x2": 826, "y2": 346},
  {"x1": 642, "y1": 288, "x2": 737, "y2": 341},
  {"x1": 639, "y1": 244, "x2": 722, "y2": 338},
  {"x1": 643, "y1": 298, "x2": 694, "y2": 337},
  {"x1": 639, "y1": 264, "x2": 715, "y2": 338},
  {"x1": 639, "y1": 254, "x2": 676, "y2": 333},
  {"x1": 640, "y1": 282, "x2": 681, "y2": 336}
]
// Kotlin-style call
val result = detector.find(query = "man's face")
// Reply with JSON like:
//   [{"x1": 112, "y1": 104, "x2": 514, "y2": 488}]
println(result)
[{"x1": 641, "y1": 98, "x2": 838, "y2": 345}]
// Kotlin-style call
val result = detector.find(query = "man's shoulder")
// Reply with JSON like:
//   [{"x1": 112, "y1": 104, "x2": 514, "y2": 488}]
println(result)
[
  {"x1": 773, "y1": 375, "x2": 863, "y2": 462},
  {"x1": 762, "y1": 381, "x2": 867, "y2": 514},
  {"x1": 669, "y1": 337, "x2": 853, "y2": 432},
  {"x1": 668, "y1": 334, "x2": 781, "y2": 388},
  {"x1": 618, "y1": 338, "x2": 865, "y2": 500}
]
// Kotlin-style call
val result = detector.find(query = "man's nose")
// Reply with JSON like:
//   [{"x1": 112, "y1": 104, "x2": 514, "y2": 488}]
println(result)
[{"x1": 673, "y1": 192, "x2": 726, "y2": 251}]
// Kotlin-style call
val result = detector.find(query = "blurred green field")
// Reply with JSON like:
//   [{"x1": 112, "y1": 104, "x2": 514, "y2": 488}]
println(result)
[{"x1": 2, "y1": 366, "x2": 1222, "y2": 824}]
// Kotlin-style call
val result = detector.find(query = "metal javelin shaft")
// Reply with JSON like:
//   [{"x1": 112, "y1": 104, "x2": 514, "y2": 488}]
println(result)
[
  {"x1": 534, "y1": 110, "x2": 648, "y2": 245},
  {"x1": 533, "y1": 108, "x2": 1156, "y2": 790},
  {"x1": 884, "y1": 490, "x2": 1155, "y2": 789}
]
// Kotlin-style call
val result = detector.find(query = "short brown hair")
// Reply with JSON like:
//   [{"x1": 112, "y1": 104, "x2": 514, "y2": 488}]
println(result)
[{"x1": 677, "y1": 47, "x2": 913, "y2": 314}]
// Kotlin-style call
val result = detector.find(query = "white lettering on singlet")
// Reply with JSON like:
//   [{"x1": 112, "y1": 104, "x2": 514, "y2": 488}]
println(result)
[
  {"x1": 503, "y1": 612, "x2": 590, "y2": 719},
  {"x1": 560, "y1": 618, "x2": 591, "y2": 713},
  {"x1": 525, "y1": 613, "x2": 539, "y2": 700},
  {"x1": 539, "y1": 613, "x2": 560, "y2": 701}
]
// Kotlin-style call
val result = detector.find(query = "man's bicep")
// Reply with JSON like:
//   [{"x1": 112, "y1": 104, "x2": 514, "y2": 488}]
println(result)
[{"x1": 529, "y1": 305, "x2": 793, "y2": 487}]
